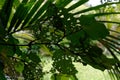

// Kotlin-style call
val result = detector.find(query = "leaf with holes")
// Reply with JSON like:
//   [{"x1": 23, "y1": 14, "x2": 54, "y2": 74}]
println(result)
[{"x1": 52, "y1": 49, "x2": 78, "y2": 75}]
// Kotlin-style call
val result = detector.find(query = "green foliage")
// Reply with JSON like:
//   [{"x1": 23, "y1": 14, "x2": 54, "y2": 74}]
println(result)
[
  {"x1": 23, "y1": 62, "x2": 43, "y2": 80},
  {"x1": 52, "y1": 49, "x2": 78, "y2": 75},
  {"x1": 0, "y1": 0, "x2": 120, "y2": 80},
  {"x1": 0, "y1": 72, "x2": 6, "y2": 80},
  {"x1": 51, "y1": 74, "x2": 77, "y2": 80},
  {"x1": 81, "y1": 46, "x2": 118, "y2": 71},
  {"x1": 0, "y1": 61, "x2": 6, "y2": 80},
  {"x1": 14, "y1": 61, "x2": 24, "y2": 73},
  {"x1": 28, "y1": 51, "x2": 41, "y2": 63},
  {"x1": 80, "y1": 15, "x2": 109, "y2": 40},
  {"x1": 0, "y1": 24, "x2": 6, "y2": 38}
]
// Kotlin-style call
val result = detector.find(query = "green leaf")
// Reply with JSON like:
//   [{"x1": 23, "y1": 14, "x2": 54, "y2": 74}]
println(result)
[
  {"x1": 29, "y1": 1, "x2": 50, "y2": 24},
  {"x1": 47, "y1": 4, "x2": 58, "y2": 17},
  {"x1": 8, "y1": 1, "x2": 35, "y2": 32},
  {"x1": 0, "y1": 71, "x2": 6, "y2": 80},
  {"x1": 83, "y1": 45, "x2": 118, "y2": 70},
  {"x1": 13, "y1": 2, "x2": 34, "y2": 31},
  {"x1": 52, "y1": 49, "x2": 78, "y2": 75},
  {"x1": 6, "y1": 35, "x2": 21, "y2": 56},
  {"x1": 0, "y1": 0, "x2": 5, "y2": 9},
  {"x1": 74, "y1": 2, "x2": 120, "y2": 15},
  {"x1": 67, "y1": 0, "x2": 88, "y2": 11},
  {"x1": 21, "y1": 0, "x2": 44, "y2": 28},
  {"x1": 1, "y1": 0, "x2": 14, "y2": 28},
  {"x1": 15, "y1": 61, "x2": 24, "y2": 73},
  {"x1": 51, "y1": 74, "x2": 73, "y2": 80},
  {"x1": 0, "y1": 60, "x2": 4, "y2": 71},
  {"x1": 58, "y1": 74, "x2": 69, "y2": 80},
  {"x1": 55, "y1": 0, "x2": 72, "y2": 8},
  {"x1": 0, "y1": 24, "x2": 6, "y2": 38},
  {"x1": 28, "y1": 52, "x2": 41, "y2": 63},
  {"x1": 0, "y1": 40, "x2": 15, "y2": 56},
  {"x1": 88, "y1": 46, "x2": 103, "y2": 57},
  {"x1": 13, "y1": 0, "x2": 20, "y2": 8},
  {"x1": 7, "y1": 35, "x2": 19, "y2": 44},
  {"x1": 80, "y1": 15, "x2": 109, "y2": 40},
  {"x1": 67, "y1": 30, "x2": 86, "y2": 46},
  {"x1": 101, "y1": 55, "x2": 118, "y2": 64},
  {"x1": 40, "y1": 45, "x2": 52, "y2": 55}
]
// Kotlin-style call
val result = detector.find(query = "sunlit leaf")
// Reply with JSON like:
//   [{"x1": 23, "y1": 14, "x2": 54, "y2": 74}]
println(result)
[{"x1": 15, "y1": 61, "x2": 24, "y2": 73}]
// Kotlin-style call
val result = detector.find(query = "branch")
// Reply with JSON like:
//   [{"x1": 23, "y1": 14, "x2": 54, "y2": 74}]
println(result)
[
  {"x1": 0, "y1": 43, "x2": 28, "y2": 46},
  {"x1": 8, "y1": 17, "x2": 49, "y2": 35},
  {"x1": 0, "y1": 42, "x2": 56, "y2": 46},
  {"x1": 98, "y1": 20, "x2": 120, "y2": 24},
  {"x1": 56, "y1": 43, "x2": 85, "y2": 56},
  {"x1": 57, "y1": 28, "x2": 83, "y2": 44}
]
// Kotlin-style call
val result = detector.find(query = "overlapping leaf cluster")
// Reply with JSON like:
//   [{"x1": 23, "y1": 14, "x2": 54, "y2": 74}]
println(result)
[{"x1": 0, "y1": 0, "x2": 120, "y2": 79}]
